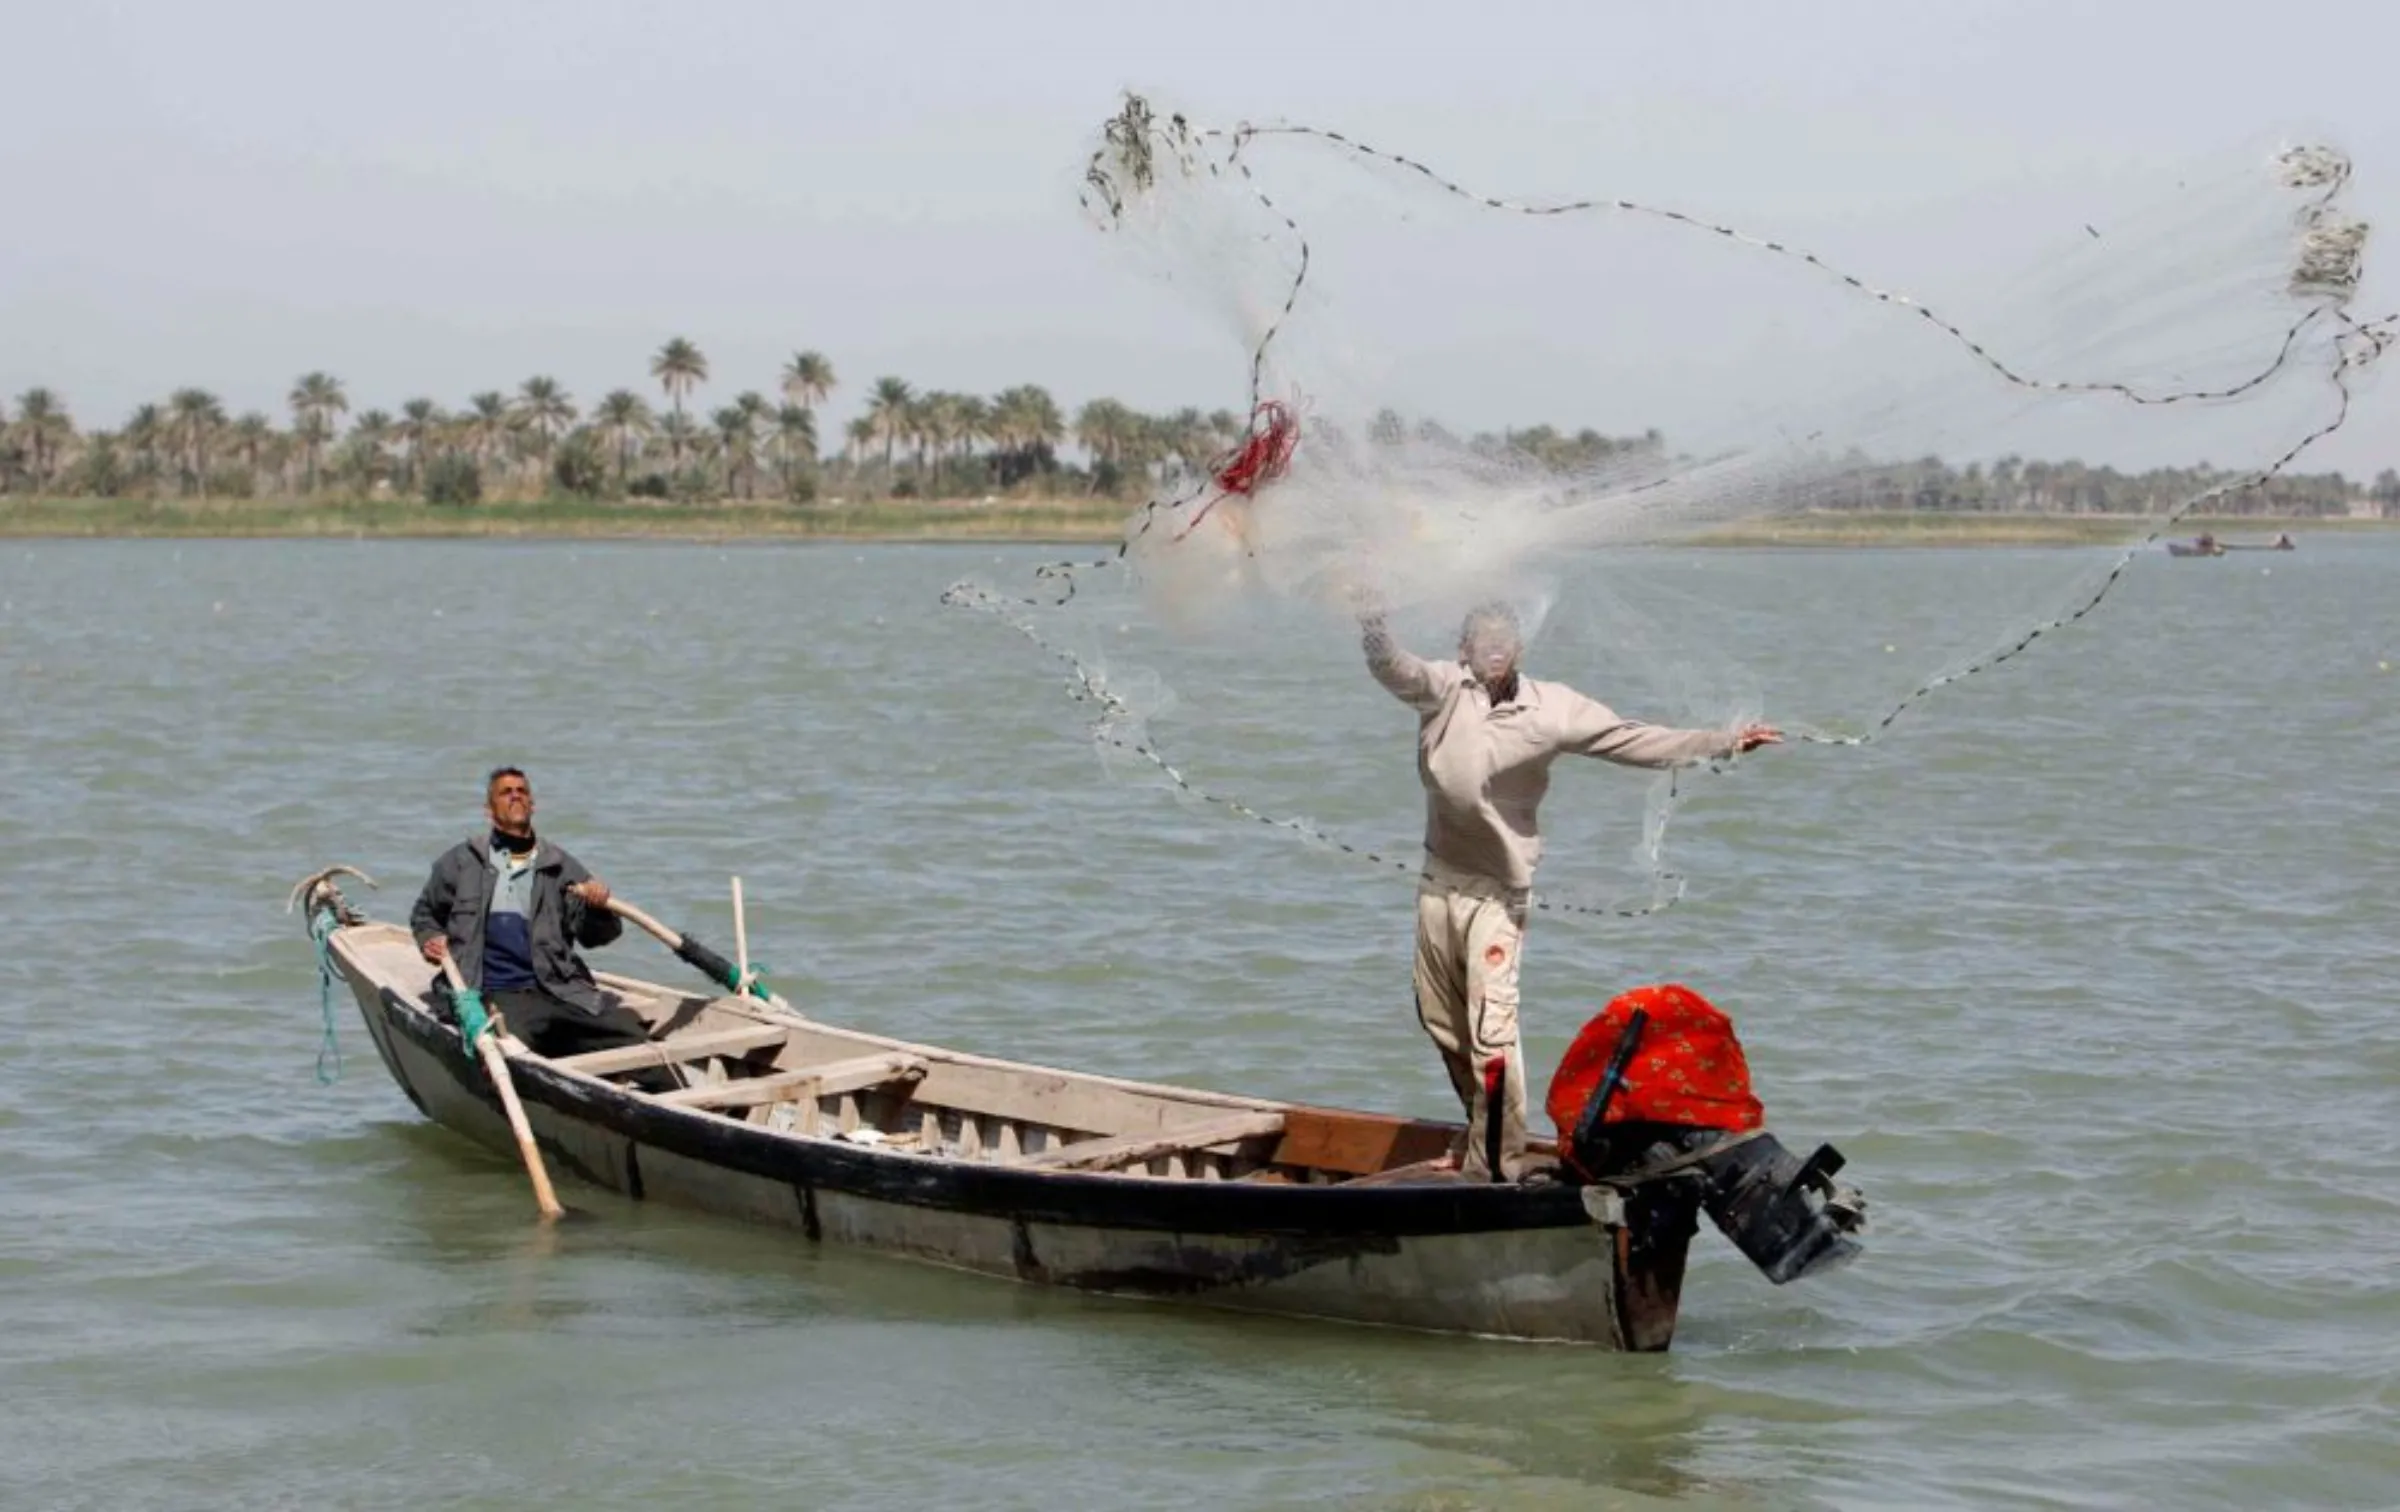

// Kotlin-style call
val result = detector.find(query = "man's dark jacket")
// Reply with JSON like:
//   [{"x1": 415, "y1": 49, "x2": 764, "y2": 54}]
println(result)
[{"x1": 409, "y1": 835, "x2": 622, "y2": 1014}]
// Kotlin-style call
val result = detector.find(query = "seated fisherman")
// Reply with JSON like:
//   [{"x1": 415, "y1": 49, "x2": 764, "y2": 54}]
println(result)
[{"x1": 411, "y1": 766, "x2": 669, "y2": 1087}]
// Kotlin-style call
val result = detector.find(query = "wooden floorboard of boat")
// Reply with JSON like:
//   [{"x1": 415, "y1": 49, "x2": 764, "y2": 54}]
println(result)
[
  {"x1": 551, "y1": 1023, "x2": 792, "y2": 1077},
  {"x1": 1007, "y1": 1112, "x2": 1289, "y2": 1173},
  {"x1": 653, "y1": 1051, "x2": 929, "y2": 1110}
]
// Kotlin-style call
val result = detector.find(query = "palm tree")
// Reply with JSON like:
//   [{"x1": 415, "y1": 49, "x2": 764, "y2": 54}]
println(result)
[
  {"x1": 593, "y1": 390, "x2": 654, "y2": 487},
  {"x1": 1076, "y1": 397, "x2": 1138, "y2": 492},
  {"x1": 902, "y1": 396, "x2": 937, "y2": 486},
  {"x1": 511, "y1": 377, "x2": 576, "y2": 477},
  {"x1": 990, "y1": 385, "x2": 1064, "y2": 489},
  {"x1": 2371, "y1": 468, "x2": 2400, "y2": 518},
  {"x1": 918, "y1": 391, "x2": 977, "y2": 493},
  {"x1": 844, "y1": 415, "x2": 876, "y2": 470},
  {"x1": 287, "y1": 372, "x2": 347, "y2": 494},
  {"x1": 1122, "y1": 410, "x2": 1171, "y2": 487},
  {"x1": 649, "y1": 338, "x2": 708, "y2": 462},
  {"x1": 711, "y1": 404, "x2": 757, "y2": 498},
  {"x1": 866, "y1": 376, "x2": 913, "y2": 480},
  {"x1": 735, "y1": 392, "x2": 772, "y2": 498},
  {"x1": 655, "y1": 411, "x2": 700, "y2": 480},
  {"x1": 774, "y1": 403, "x2": 817, "y2": 496},
  {"x1": 902, "y1": 396, "x2": 936, "y2": 492},
  {"x1": 948, "y1": 393, "x2": 991, "y2": 490},
  {"x1": 71, "y1": 431, "x2": 127, "y2": 498},
  {"x1": 13, "y1": 388, "x2": 73, "y2": 493},
  {"x1": 346, "y1": 409, "x2": 395, "y2": 491},
  {"x1": 167, "y1": 388, "x2": 226, "y2": 497},
  {"x1": 464, "y1": 392, "x2": 509, "y2": 475},
  {"x1": 229, "y1": 412, "x2": 276, "y2": 492},
  {"x1": 396, "y1": 399, "x2": 445, "y2": 493},
  {"x1": 780, "y1": 350, "x2": 837, "y2": 421},
  {"x1": 125, "y1": 403, "x2": 167, "y2": 486},
  {"x1": 1160, "y1": 407, "x2": 1214, "y2": 482},
  {"x1": 291, "y1": 412, "x2": 331, "y2": 494}
]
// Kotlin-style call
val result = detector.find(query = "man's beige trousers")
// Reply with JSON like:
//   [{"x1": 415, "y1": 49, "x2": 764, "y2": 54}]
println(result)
[{"x1": 1411, "y1": 856, "x2": 1530, "y2": 1181}]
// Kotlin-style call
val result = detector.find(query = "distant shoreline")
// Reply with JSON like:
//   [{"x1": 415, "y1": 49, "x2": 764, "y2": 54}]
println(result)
[
  {"x1": 1694, "y1": 512, "x2": 2396, "y2": 547},
  {"x1": 0, "y1": 496, "x2": 2391, "y2": 545},
  {"x1": 0, "y1": 495, "x2": 1138, "y2": 543}
]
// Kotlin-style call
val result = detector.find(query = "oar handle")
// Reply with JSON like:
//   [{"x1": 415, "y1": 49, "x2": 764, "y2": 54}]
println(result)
[
  {"x1": 603, "y1": 897, "x2": 682, "y2": 949},
  {"x1": 434, "y1": 947, "x2": 564, "y2": 1221}
]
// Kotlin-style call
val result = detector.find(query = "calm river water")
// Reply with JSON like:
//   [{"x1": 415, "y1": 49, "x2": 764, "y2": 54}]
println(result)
[{"x1": 1, "y1": 537, "x2": 2394, "y2": 1511}]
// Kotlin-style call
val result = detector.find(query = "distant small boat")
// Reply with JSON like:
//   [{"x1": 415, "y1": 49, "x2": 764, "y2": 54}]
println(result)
[{"x1": 2168, "y1": 532, "x2": 2294, "y2": 557}]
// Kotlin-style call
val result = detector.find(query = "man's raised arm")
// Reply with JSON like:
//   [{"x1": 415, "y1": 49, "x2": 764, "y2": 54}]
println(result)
[{"x1": 1360, "y1": 610, "x2": 1451, "y2": 712}]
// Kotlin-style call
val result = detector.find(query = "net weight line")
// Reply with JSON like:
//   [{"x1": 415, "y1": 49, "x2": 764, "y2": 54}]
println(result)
[{"x1": 1086, "y1": 98, "x2": 2381, "y2": 418}]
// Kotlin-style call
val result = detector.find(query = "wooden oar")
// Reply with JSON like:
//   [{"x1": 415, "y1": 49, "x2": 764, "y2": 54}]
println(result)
[
  {"x1": 604, "y1": 896, "x2": 796, "y2": 1013},
  {"x1": 435, "y1": 949, "x2": 566, "y2": 1221}
]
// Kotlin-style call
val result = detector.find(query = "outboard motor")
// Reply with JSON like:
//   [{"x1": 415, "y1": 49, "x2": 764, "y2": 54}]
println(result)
[
  {"x1": 1547, "y1": 984, "x2": 1868, "y2": 1286},
  {"x1": 1589, "y1": 1122, "x2": 1866, "y2": 1283},
  {"x1": 1691, "y1": 1131, "x2": 1865, "y2": 1283}
]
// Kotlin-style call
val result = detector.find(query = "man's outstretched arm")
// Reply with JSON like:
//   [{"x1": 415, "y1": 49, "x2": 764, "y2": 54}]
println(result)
[{"x1": 1555, "y1": 688, "x2": 1781, "y2": 768}]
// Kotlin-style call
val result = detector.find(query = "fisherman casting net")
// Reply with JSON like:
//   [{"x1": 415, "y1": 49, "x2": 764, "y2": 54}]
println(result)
[{"x1": 947, "y1": 96, "x2": 2388, "y2": 916}]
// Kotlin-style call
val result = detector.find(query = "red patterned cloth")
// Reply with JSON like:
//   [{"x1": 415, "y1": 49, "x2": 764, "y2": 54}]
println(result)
[{"x1": 1545, "y1": 983, "x2": 1764, "y2": 1169}]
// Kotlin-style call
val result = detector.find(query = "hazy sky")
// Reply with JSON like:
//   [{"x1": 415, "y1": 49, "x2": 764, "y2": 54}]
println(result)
[{"x1": 5, "y1": 0, "x2": 2396, "y2": 473}]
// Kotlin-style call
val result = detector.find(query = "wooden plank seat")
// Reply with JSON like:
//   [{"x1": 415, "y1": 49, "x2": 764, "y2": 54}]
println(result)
[
  {"x1": 1269, "y1": 1108, "x2": 1456, "y2": 1176},
  {"x1": 1007, "y1": 1111, "x2": 1288, "y2": 1173},
  {"x1": 654, "y1": 1051, "x2": 930, "y2": 1111},
  {"x1": 551, "y1": 1023, "x2": 792, "y2": 1078}
]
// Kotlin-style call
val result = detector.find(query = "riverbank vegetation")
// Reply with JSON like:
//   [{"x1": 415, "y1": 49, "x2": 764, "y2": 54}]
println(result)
[{"x1": 4, "y1": 339, "x2": 2396, "y2": 537}]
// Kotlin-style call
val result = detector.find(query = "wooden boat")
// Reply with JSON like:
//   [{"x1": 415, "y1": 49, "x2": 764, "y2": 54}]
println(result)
[
  {"x1": 299, "y1": 895, "x2": 1862, "y2": 1349},
  {"x1": 2169, "y1": 533, "x2": 2293, "y2": 557}
]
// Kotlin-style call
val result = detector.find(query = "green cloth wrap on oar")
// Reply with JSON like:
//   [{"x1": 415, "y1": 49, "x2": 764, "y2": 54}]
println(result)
[
  {"x1": 451, "y1": 983, "x2": 492, "y2": 1059},
  {"x1": 671, "y1": 935, "x2": 774, "y2": 1002}
]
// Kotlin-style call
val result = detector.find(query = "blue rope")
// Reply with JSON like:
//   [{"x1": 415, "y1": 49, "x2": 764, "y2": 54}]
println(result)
[{"x1": 309, "y1": 904, "x2": 345, "y2": 1084}]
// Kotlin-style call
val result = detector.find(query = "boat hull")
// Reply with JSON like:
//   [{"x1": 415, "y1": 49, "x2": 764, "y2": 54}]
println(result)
[{"x1": 338, "y1": 962, "x2": 1699, "y2": 1348}]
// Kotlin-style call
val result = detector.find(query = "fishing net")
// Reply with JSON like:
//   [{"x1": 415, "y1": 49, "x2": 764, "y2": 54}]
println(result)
[{"x1": 948, "y1": 95, "x2": 2391, "y2": 917}]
